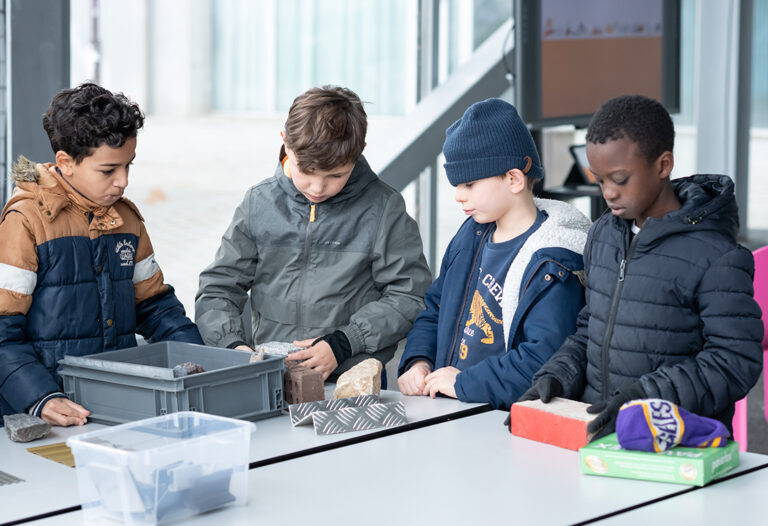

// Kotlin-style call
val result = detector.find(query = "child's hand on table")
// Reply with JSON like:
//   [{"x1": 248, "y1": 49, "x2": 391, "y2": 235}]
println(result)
[
  {"x1": 398, "y1": 360, "x2": 431, "y2": 395},
  {"x1": 41, "y1": 398, "x2": 90, "y2": 427},
  {"x1": 424, "y1": 367, "x2": 460, "y2": 399}
]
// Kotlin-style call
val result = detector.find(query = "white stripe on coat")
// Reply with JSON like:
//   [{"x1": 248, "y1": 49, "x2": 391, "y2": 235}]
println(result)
[
  {"x1": 132, "y1": 253, "x2": 161, "y2": 283},
  {"x1": 0, "y1": 262, "x2": 37, "y2": 295}
]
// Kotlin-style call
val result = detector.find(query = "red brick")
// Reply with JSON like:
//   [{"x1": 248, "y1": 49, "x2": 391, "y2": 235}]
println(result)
[{"x1": 509, "y1": 397, "x2": 596, "y2": 450}]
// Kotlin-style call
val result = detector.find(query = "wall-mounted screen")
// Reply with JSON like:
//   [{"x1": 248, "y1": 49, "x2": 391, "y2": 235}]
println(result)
[{"x1": 515, "y1": 0, "x2": 681, "y2": 128}]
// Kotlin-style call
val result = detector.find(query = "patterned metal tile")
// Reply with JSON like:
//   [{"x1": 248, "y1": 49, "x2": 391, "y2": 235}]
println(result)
[
  {"x1": 0, "y1": 469, "x2": 24, "y2": 486},
  {"x1": 311, "y1": 401, "x2": 407, "y2": 435},
  {"x1": 289, "y1": 395, "x2": 380, "y2": 426},
  {"x1": 26, "y1": 442, "x2": 75, "y2": 467}
]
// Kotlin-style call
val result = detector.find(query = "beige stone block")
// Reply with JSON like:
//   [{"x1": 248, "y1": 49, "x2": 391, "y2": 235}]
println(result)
[{"x1": 333, "y1": 358, "x2": 383, "y2": 399}]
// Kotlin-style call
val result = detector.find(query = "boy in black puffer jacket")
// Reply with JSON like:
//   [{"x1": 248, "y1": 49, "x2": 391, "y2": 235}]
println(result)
[{"x1": 519, "y1": 95, "x2": 763, "y2": 440}]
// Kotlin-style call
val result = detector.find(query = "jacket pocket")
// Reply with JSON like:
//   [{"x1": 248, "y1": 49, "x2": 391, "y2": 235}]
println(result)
[{"x1": 251, "y1": 293, "x2": 297, "y2": 323}]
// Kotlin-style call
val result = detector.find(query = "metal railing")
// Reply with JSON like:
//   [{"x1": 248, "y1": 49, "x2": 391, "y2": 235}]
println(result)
[{"x1": 372, "y1": 20, "x2": 514, "y2": 271}]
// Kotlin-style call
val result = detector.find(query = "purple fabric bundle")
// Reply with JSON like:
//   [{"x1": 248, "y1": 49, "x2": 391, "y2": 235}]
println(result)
[{"x1": 616, "y1": 398, "x2": 730, "y2": 452}]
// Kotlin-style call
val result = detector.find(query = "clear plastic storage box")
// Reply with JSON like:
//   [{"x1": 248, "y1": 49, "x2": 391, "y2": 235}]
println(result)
[
  {"x1": 58, "y1": 342, "x2": 284, "y2": 425},
  {"x1": 67, "y1": 412, "x2": 255, "y2": 525}
]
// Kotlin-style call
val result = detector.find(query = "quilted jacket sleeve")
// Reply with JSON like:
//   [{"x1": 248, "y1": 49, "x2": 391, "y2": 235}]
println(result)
[
  {"x1": 530, "y1": 302, "x2": 591, "y2": 400},
  {"x1": 639, "y1": 246, "x2": 763, "y2": 416},
  {"x1": 0, "y1": 211, "x2": 61, "y2": 412}
]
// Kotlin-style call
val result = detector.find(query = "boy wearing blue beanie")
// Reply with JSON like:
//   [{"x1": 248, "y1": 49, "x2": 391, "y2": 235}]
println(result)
[{"x1": 397, "y1": 98, "x2": 591, "y2": 409}]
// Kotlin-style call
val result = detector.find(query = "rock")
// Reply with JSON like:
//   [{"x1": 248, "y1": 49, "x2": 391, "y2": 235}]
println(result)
[
  {"x1": 172, "y1": 362, "x2": 206, "y2": 377},
  {"x1": 333, "y1": 359, "x2": 383, "y2": 399},
  {"x1": 284, "y1": 362, "x2": 324, "y2": 405},
  {"x1": 255, "y1": 341, "x2": 302, "y2": 357},
  {"x1": 4, "y1": 414, "x2": 51, "y2": 442}
]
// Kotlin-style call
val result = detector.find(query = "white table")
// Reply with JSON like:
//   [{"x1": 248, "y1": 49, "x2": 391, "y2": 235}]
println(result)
[
  {"x1": 26, "y1": 410, "x2": 768, "y2": 526},
  {"x1": 592, "y1": 462, "x2": 768, "y2": 525},
  {"x1": 248, "y1": 386, "x2": 489, "y2": 467},
  {"x1": 0, "y1": 389, "x2": 488, "y2": 525}
]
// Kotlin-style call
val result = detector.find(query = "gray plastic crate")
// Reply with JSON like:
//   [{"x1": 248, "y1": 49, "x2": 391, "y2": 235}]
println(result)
[{"x1": 58, "y1": 342, "x2": 284, "y2": 425}]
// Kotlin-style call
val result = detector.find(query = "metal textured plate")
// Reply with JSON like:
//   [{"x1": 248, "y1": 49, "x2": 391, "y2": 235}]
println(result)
[
  {"x1": 0, "y1": 470, "x2": 24, "y2": 486},
  {"x1": 289, "y1": 395, "x2": 380, "y2": 426},
  {"x1": 311, "y1": 401, "x2": 407, "y2": 435},
  {"x1": 26, "y1": 442, "x2": 75, "y2": 467}
]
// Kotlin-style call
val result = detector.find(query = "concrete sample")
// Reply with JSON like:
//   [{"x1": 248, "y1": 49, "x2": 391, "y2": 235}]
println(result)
[
  {"x1": 284, "y1": 362, "x2": 324, "y2": 405},
  {"x1": 4, "y1": 413, "x2": 51, "y2": 443},
  {"x1": 509, "y1": 397, "x2": 596, "y2": 450},
  {"x1": 333, "y1": 358, "x2": 383, "y2": 399}
]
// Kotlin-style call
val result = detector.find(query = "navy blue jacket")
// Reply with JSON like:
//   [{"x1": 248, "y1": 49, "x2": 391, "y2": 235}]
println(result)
[
  {"x1": 399, "y1": 199, "x2": 590, "y2": 409},
  {"x1": 534, "y1": 175, "x2": 764, "y2": 431},
  {"x1": 0, "y1": 161, "x2": 202, "y2": 419}
]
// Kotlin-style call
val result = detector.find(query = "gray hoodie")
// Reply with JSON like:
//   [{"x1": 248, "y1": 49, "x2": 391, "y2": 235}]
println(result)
[{"x1": 195, "y1": 154, "x2": 431, "y2": 375}]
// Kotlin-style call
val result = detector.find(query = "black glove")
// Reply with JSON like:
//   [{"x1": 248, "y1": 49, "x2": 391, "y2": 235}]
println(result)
[
  {"x1": 505, "y1": 376, "x2": 564, "y2": 429},
  {"x1": 517, "y1": 375, "x2": 563, "y2": 403},
  {"x1": 586, "y1": 382, "x2": 646, "y2": 441}
]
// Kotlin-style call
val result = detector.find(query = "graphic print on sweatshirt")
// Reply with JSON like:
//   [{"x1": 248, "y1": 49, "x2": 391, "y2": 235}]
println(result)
[{"x1": 455, "y1": 210, "x2": 545, "y2": 368}]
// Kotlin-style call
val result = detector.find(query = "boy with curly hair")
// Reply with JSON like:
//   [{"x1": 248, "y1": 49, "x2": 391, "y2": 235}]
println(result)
[{"x1": 0, "y1": 83, "x2": 202, "y2": 427}]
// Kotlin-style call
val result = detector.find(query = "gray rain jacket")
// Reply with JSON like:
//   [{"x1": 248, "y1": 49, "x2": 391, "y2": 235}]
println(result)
[{"x1": 195, "y1": 153, "x2": 431, "y2": 376}]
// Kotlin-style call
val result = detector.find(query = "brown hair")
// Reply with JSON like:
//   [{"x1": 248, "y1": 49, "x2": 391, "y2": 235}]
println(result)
[{"x1": 283, "y1": 86, "x2": 367, "y2": 172}]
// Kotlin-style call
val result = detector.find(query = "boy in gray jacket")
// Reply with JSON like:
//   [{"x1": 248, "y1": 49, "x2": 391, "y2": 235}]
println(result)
[{"x1": 196, "y1": 86, "x2": 431, "y2": 383}]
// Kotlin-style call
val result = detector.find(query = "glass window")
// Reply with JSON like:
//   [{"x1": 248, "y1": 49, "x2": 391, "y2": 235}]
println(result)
[
  {"x1": 212, "y1": 0, "x2": 418, "y2": 116},
  {"x1": 748, "y1": 0, "x2": 768, "y2": 232},
  {"x1": 671, "y1": 0, "x2": 696, "y2": 180},
  {"x1": 435, "y1": 0, "x2": 512, "y2": 261}
]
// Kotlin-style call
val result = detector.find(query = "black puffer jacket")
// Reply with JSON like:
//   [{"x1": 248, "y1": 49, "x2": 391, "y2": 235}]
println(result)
[{"x1": 534, "y1": 174, "x2": 763, "y2": 430}]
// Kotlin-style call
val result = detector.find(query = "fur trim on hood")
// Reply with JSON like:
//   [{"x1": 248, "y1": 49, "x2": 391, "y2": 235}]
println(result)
[
  {"x1": 12, "y1": 156, "x2": 42, "y2": 182},
  {"x1": 501, "y1": 198, "x2": 591, "y2": 347}
]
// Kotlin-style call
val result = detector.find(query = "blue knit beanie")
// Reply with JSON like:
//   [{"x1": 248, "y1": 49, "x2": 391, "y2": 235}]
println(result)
[{"x1": 443, "y1": 99, "x2": 543, "y2": 186}]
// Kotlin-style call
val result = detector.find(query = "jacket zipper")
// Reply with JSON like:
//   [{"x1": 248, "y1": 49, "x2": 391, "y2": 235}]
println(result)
[
  {"x1": 296, "y1": 204, "x2": 317, "y2": 333},
  {"x1": 446, "y1": 226, "x2": 492, "y2": 366},
  {"x1": 600, "y1": 229, "x2": 640, "y2": 399}
]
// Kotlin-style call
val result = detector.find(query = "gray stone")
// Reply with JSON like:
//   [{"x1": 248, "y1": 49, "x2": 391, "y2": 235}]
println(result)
[
  {"x1": 4, "y1": 413, "x2": 51, "y2": 442},
  {"x1": 254, "y1": 341, "x2": 303, "y2": 357}
]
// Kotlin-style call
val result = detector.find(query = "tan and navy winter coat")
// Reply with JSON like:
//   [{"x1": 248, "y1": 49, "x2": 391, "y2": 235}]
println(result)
[{"x1": 0, "y1": 159, "x2": 201, "y2": 418}]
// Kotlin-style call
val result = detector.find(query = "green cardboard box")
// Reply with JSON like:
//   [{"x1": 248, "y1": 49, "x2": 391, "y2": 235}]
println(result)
[{"x1": 579, "y1": 434, "x2": 739, "y2": 486}]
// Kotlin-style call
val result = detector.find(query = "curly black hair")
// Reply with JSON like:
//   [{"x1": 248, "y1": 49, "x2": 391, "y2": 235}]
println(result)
[
  {"x1": 585, "y1": 95, "x2": 674, "y2": 164},
  {"x1": 42, "y1": 82, "x2": 145, "y2": 163}
]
